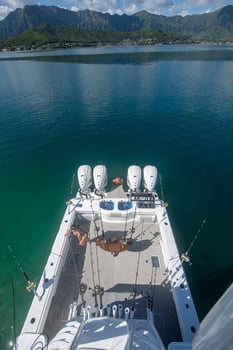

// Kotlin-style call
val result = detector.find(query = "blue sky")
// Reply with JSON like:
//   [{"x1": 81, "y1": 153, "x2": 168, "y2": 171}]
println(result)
[{"x1": 1, "y1": 0, "x2": 233, "y2": 20}]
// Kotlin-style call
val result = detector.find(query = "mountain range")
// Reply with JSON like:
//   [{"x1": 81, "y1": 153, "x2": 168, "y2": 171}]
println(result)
[{"x1": 0, "y1": 5, "x2": 233, "y2": 42}]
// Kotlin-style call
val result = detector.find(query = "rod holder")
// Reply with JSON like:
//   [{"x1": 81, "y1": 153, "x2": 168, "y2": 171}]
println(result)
[
  {"x1": 99, "y1": 308, "x2": 104, "y2": 317},
  {"x1": 124, "y1": 307, "x2": 130, "y2": 319},
  {"x1": 130, "y1": 308, "x2": 135, "y2": 319},
  {"x1": 68, "y1": 304, "x2": 73, "y2": 320},
  {"x1": 82, "y1": 306, "x2": 87, "y2": 321},
  {"x1": 107, "y1": 304, "x2": 111, "y2": 316},
  {"x1": 112, "y1": 305, "x2": 117, "y2": 318},
  {"x1": 86, "y1": 306, "x2": 91, "y2": 319},
  {"x1": 118, "y1": 304, "x2": 123, "y2": 318}
]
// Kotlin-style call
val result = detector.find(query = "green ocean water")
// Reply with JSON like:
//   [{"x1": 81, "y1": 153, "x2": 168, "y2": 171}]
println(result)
[{"x1": 0, "y1": 45, "x2": 233, "y2": 348}]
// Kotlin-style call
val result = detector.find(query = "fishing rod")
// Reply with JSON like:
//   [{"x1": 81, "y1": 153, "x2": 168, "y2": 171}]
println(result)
[
  {"x1": 99, "y1": 205, "x2": 105, "y2": 240},
  {"x1": 8, "y1": 245, "x2": 41, "y2": 300},
  {"x1": 94, "y1": 243, "x2": 103, "y2": 309},
  {"x1": 159, "y1": 174, "x2": 164, "y2": 203},
  {"x1": 8, "y1": 274, "x2": 17, "y2": 350},
  {"x1": 70, "y1": 173, "x2": 76, "y2": 198},
  {"x1": 132, "y1": 220, "x2": 144, "y2": 311},
  {"x1": 130, "y1": 203, "x2": 137, "y2": 239},
  {"x1": 90, "y1": 198, "x2": 100, "y2": 238},
  {"x1": 123, "y1": 202, "x2": 129, "y2": 240},
  {"x1": 88, "y1": 241, "x2": 98, "y2": 309},
  {"x1": 159, "y1": 173, "x2": 168, "y2": 210},
  {"x1": 181, "y1": 219, "x2": 206, "y2": 265}
]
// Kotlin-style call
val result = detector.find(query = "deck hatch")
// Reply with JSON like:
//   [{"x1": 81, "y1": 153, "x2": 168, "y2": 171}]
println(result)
[{"x1": 151, "y1": 255, "x2": 160, "y2": 268}]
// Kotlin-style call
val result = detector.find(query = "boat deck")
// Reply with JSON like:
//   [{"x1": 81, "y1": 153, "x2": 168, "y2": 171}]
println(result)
[{"x1": 43, "y1": 208, "x2": 182, "y2": 347}]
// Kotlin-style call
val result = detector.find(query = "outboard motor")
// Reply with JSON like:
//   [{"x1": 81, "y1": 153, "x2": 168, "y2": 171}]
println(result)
[
  {"x1": 77, "y1": 165, "x2": 92, "y2": 195},
  {"x1": 143, "y1": 165, "x2": 158, "y2": 192},
  {"x1": 93, "y1": 165, "x2": 108, "y2": 194},
  {"x1": 127, "y1": 165, "x2": 142, "y2": 192}
]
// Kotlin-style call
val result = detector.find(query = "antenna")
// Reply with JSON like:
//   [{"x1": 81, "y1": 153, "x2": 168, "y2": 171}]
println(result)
[
  {"x1": 8, "y1": 245, "x2": 41, "y2": 300},
  {"x1": 181, "y1": 219, "x2": 206, "y2": 265}
]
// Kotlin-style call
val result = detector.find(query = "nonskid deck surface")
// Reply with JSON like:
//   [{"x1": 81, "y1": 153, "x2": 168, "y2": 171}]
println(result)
[{"x1": 43, "y1": 211, "x2": 182, "y2": 346}]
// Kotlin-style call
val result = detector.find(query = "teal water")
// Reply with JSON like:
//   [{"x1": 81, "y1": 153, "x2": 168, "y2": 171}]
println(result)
[{"x1": 0, "y1": 45, "x2": 233, "y2": 348}]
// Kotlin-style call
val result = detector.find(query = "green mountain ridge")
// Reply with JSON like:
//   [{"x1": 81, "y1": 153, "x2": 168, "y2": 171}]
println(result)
[
  {"x1": 0, "y1": 4, "x2": 233, "y2": 44},
  {"x1": 0, "y1": 23, "x2": 190, "y2": 50}
]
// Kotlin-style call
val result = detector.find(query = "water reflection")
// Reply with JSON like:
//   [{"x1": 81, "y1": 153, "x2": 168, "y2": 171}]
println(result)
[{"x1": 1, "y1": 48, "x2": 233, "y2": 65}]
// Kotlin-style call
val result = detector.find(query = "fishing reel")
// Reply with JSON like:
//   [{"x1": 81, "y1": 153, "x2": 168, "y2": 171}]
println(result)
[
  {"x1": 26, "y1": 280, "x2": 37, "y2": 292},
  {"x1": 181, "y1": 253, "x2": 192, "y2": 265}
]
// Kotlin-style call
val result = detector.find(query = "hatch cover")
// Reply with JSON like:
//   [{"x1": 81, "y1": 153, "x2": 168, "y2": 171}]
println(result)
[{"x1": 151, "y1": 255, "x2": 160, "y2": 268}]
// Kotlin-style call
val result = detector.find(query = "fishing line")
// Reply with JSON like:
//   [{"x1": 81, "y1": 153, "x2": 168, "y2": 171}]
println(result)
[
  {"x1": 8, "y1": 245, "x2": 41, "y2": 300},
  {"x1": 181, "y1": 219, "x2": 206, "y2": 264}
]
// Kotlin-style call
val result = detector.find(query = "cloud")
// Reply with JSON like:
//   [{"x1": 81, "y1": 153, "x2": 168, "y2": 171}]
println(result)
[
  {"x1": 168, "y1": 0, "x2": 229, "y2": 16},
  {"x1": 0, "y1": 0, "x2": 231, "y2": 20},
  {"x1": 0, "y1": 0, "x2": 37, "y2": 20},
  {"x1": 0, "y1": 6, "x2": 10, "y2": 20},
  {"x1": 70, "y1": 0, "x2": 122, "y2": 14},
  {"x1": 121, "y1": 0, "x2": 230, "y2": 15},
  {"x1": 121, "y1": 0, "x2": 175, "y2": 14}
]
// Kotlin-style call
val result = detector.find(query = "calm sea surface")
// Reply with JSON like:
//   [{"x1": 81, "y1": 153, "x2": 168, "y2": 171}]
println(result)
[{"x1": 0, "y1": 44, "x2": 233, "y2": 348}]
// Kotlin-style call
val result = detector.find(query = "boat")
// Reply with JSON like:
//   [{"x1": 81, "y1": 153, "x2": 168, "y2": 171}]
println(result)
[{"x1": 14, "y1": 164, "x2": 233, "y2": 350}]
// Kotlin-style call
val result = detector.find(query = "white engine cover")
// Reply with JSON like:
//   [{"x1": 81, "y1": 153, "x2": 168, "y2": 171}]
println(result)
[
  {"x1": 143, "y1": 165, "x2": 158, "y2": 192},
  {"x1": 77, "y1": 165, "x2": 92, "y2": 192},
  {"x1": 127, "y1": 165, "x2": 142, "y2": 192},
  {"x1": 93, "y1": 165, "x2": 108, "y2": 191}
]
